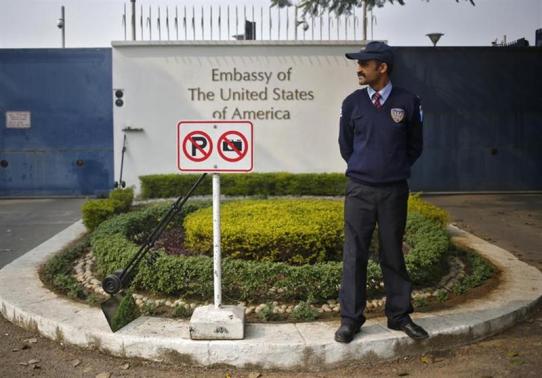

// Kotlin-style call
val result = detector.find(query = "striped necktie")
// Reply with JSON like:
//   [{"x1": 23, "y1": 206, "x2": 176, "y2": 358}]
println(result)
[{"x1": 372, "y1": 92, "x2": 382, "y2": 110}]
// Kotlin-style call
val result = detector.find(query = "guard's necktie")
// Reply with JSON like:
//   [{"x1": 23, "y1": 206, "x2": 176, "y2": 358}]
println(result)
[{"x1": 372, "y1": 92, "x2": 382, "y2": 110}]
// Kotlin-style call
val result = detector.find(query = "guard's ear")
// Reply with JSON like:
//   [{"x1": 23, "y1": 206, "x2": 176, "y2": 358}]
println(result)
[{"x1": 378, "y1": 62, "x2": 389, "y2": 74}]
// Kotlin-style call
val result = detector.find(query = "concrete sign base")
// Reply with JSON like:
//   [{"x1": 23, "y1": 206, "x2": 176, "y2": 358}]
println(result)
[{"x1": 189, "y1": 305, "x2": 245, "y2": 340}]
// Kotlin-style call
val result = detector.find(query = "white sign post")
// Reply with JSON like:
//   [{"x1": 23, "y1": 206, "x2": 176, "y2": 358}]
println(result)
[
  {"x1": 180, "y1": 120, "x2": 253, "y2": 340},
  {"x1": 212, "y1": 173, "x2": 221, "y2": 309}
]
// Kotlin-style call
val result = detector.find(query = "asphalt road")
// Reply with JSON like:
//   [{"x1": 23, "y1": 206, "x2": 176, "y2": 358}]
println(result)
[
  {"x1": 423, "y1": 193, "x2": 542, "y2": 271},
  {"x1": 0, "y1": 198, "x2": 85, "y2": 268}
]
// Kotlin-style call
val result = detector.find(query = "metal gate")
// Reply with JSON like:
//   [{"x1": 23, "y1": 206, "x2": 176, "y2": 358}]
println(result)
[
  {"x1": 393, "y1": 47, "x2": 542, "y2": 191},
  {"x1": 0, "y1": 49, "x2": 113, "y2": 196}
]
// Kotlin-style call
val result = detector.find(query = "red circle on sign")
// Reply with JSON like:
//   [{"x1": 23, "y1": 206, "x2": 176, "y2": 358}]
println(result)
[
  {"x1": 218, "y1": 130, "x2": 249, "y2": 162},
  {"x1": 182, "y1": 131, "x2": 213, "y2": 162}
]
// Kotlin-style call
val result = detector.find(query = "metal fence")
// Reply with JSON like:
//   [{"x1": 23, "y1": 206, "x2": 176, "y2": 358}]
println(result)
[{"x1": 121, "y1": 3, "x2": 369, "y2": 41}]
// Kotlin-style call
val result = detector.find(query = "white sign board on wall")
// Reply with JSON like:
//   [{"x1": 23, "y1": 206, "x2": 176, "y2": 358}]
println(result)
[
  {"x1": 6, "y1": 111, "x2": 31, "y2": 129},
  {"x1": 112, "y1": 41, "x2": 363, "y2": 193}
]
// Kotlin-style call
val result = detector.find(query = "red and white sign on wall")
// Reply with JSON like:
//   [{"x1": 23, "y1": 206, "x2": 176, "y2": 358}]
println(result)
[{"x1": 177, "y1": 120, "x2": 253, "y2": 172}]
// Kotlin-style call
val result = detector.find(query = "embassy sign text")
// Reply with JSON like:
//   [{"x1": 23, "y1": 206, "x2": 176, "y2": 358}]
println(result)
[{"x1": 187, "y1": 67, "x2": 316, "y2": 121}]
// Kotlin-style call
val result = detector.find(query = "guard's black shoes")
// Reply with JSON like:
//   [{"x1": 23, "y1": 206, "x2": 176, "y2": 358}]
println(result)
[
  {"x1": 388, "y1": 320, "x2": 429, "y2": 340},
  {"x1": 334, "y1": 323, "x2": 361, "y2": 343}
]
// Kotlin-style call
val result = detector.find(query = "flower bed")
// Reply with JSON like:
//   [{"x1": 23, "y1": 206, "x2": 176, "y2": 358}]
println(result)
[
  {"x1": 90, "y1": 196, "x2": 450, "y2": 303},
  {"x1": 40, "y1": 191, "x2": 497, "y2": 322}
]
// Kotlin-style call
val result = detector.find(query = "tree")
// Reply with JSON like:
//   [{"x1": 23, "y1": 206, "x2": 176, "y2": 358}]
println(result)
[{"x1": 271, "y1": 0, "x2": 475, "y2": 17}]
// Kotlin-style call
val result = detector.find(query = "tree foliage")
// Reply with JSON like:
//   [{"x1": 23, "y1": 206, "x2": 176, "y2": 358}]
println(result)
[{"x1": 271, "y1": 0, "x2": 475, "y2": 17}]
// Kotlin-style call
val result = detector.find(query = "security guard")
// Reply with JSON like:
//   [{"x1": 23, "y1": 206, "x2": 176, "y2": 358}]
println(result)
[{"x1": 335, "y1": 41, "x2": 428, "y2": 343}]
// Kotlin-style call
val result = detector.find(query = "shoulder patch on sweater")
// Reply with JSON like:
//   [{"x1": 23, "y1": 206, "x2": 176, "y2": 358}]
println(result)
[{"x1": 390, "y1": 108, "x2": 406, "y2": 123}]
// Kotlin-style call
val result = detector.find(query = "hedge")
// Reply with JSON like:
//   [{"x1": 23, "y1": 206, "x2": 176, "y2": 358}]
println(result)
[
  {"x1": 183, "y1": 197, "x2": 448, "y2": 266},
  {"x1": 407, "y1": 193, "x2": 448, "y2": 226},
  {"x1": 82, "y1": 188, "x2": 134, "y2": 231},
  {"x1": 139, "y1": 173, "x2": 347, "y2": 199},
  {"x1": 184, "y1": 199, "x2": 344, "y2": 265},
  {"x1": 90, "y1": 198, "x2": 449, "y2": 303},
  {"x1": 92, "y1": 232, "x2": 372, "y2": 302},
  {"x1": 405, "y1": 212, "x2": 449, "y2": 284},
  {"x1": 109, "y1": 188, "x2": 134, "y2": 213},
  {"x1": 140, "y1": 173, "x2": 448, "y2": 223}
]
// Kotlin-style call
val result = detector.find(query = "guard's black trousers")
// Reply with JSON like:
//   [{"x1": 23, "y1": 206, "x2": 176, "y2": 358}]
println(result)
[{"x1": 339, "y1": 178, "x2": 414, "y2": 328}]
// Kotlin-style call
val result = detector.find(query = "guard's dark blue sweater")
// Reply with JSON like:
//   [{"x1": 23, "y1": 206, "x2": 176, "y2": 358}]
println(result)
[{"x1": 338, "y1": 86, "x2": 423, "y2": 185}]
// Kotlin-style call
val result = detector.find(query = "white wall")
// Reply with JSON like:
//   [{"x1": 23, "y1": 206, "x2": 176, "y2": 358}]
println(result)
[{"x1": 112, "y1": 41, "x2": 365, "y2": 193}]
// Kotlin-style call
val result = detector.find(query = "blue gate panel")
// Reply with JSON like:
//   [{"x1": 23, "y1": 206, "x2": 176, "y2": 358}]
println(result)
[
  {"x1": 1, "y1": 150, "x2": 111, "y2": 196},
  {"x1": 0, "y1": 48, "x2": 113, "y2": 196},
  {"x1": 393, "y1": 47, "x2": 542, "y2": 191}
]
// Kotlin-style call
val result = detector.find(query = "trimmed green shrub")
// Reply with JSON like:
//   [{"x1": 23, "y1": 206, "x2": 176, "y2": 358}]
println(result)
[
  {"x1": 91, "y1": 201, "x2": 209, "y2": 251},
  {"x1": 109, "y1": 188, "x2": 134, "y2": 213},
  {"x1": 405, "y1": 212, "x2": 450, "y2": 285},
  {"x1": 92, "y1": 235, "x2": 347, "y2": 302},
  {"x1": 139, "y1": 172, "x2": 347, "y2": 199},
  {"x1": 82, "y1": 188, "x2": 135, "y2": 231},
  {"x1": 183, "y1": 199, "x2": 344, "y2": 265},
  {"x1": 408, "y1": 193, "x2": 449, "y2": 226},
  {"x1": 82, "y1": 199, "x2": 117, "y2": 232},
  {"x1": 90, "y1": 197, "x2": 450, "y2": 303}
]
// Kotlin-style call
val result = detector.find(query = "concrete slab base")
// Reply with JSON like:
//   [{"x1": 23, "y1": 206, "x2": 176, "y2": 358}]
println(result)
[{"x1": 189, "y1": 304, "x2": 245, "y2": 340}]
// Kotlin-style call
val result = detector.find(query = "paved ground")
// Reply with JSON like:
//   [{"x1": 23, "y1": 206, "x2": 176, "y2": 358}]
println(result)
[
  {"x1": 423, "y1": 194, "x2": 542, "y2": 271},
  {"x1": 0, "y1": 194, "x2": 541, "y2": 377},
  {"x1": 0, "y1": 198, "x2": 85, "y2": 268}
]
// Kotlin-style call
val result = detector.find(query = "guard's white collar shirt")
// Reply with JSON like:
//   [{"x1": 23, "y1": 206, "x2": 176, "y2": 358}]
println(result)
[{"x1": 367, "y1": 81, "x2": 393, "y2": 105}]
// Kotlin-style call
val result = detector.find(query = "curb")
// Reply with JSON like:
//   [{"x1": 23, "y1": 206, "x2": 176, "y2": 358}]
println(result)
[{"x1": 0, "y1": 221, "x2": 541, "y2": 370}]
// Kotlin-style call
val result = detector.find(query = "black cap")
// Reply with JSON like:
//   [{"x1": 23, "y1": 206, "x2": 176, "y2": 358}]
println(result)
[{"x1": 345, "y1": 41, "x2": 394, "y2": 66}]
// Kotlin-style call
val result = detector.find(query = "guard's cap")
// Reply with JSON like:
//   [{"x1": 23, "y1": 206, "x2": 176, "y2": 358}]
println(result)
[{"x1": 345, "y1": 41, "x2": 394, "y2": 66}]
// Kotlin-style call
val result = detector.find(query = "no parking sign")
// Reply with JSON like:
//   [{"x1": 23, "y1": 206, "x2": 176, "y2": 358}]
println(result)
[{"x1": 177, "y1": 120, "x2": 253, "y2": 172}]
